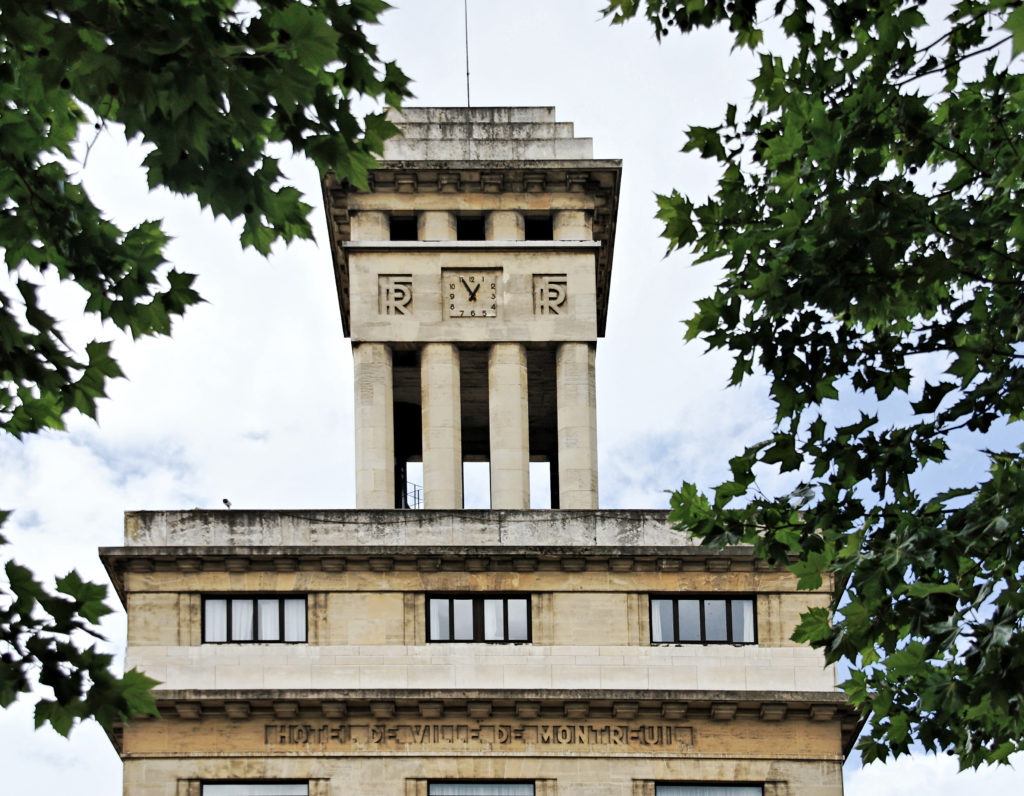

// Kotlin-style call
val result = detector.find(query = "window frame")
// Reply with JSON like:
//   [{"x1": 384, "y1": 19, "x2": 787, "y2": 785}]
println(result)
[
  {"x1": 654, "y1": 785, "x2": 763, "y2": 796},
  {"x1": 649, "y1": 594, "x2": 757, "y2": 646},
  {"x1": 201, "y1": 594, "x2": 308, "y2": 644},
  {"x1": 426, "y1": 594, "x2": 532, "y2": 644},
  {"x1": 200, "y1": 783, "x2": 309, "y2": 796},
  {"x1": 427, "y1": 782, "x2": 535, "y2": 796}
]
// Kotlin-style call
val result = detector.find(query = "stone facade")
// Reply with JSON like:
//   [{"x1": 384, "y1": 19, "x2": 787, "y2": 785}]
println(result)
[{"x1": 103, "y1": 109, "x2": 855, "y2": 796}]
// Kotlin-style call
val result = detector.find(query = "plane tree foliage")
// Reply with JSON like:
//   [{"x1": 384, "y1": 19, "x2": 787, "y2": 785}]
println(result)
[
  {"x1": 606, "y1": 0, "x2": 1024, "y2": 769},
  {"x1": 0, "y1": 0, "x2": 409, "y2": 735}
]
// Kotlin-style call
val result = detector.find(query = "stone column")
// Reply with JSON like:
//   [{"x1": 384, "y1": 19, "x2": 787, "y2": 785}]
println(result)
[
  {"x1": 553, "y1": 210, "x2": 592, "y2": 241},
  {"x1": 418, "y1": 210, "x2": 456, "y2": 241},
  {"x1": 556, "y1": 342, "x2": 598, "y2": 509},
  {"x1": 488, "y1": 343, "x2": 530, "y2": 509},
  {"x1": 421, "y1": 343, "x2": 463, "y2": 509},
  {"x1": 486, "y1": 210, "x2": 524, "y2": 241},
  {"x1": 353, "y1": 343, "x2": 395, "y2": 509},
  {"x1": 350, "y1": 210, "x2": 389, "y2": 241}
]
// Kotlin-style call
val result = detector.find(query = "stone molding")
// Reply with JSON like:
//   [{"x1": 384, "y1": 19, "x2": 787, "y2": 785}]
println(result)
[
  {"x1": 322, "y1": 162, "x2": 621, "y2": 337},
  {"x1": 101, "y1": 544, "x2": 791, "y2": 602},
  {"x1": 116, "y1": 689, "x2": 861, "y2": 756}
]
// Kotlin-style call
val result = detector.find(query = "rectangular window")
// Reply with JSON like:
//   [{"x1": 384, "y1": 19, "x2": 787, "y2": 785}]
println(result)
[
  {"x1": 389, "y1": 215, "x2": 418, "y2": 241},
  {"x1": 524, "y1": 215, "x2": 553, "y2": 240},
  {"x1": 429, "y1": 784, "x2": 534, "y2": 796},
  {"x1": 650, "y1": 596, "x2": 756, "y2": 644},
  {"x1": 427, "y1": 596, "x2": 530, "y2": 643},
  {"x1": 655, "y1": 788, "x2": 762, "y2": 796},
  {"x1": 456, "y1": 215, "x2": 486, "y2": 240},
  {"x1": 203, "y1": 596, "x2": 307, "y2": 643},
  {"x1": 202, "y1": 785, "x2": 308, "y2": 796}
]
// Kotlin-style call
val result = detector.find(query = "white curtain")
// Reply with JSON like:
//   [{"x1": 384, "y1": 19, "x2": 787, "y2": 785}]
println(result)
[
  {"x1": 429, "y1": 785, "x2": 534, "y2": 795},
  {"x1": 651, "y1": 599, "x2": 674, "y2": 642},
  {"x1": 283, "y1": 599, "x2": 306, "y2": 642},
  {"x1": 231, "y1": 599, "x2": 254, "y2": 641},
  {"x1": 203, "y1": 599, "x2": 227, "y2": 643},
  {"x1": 732, "y1": 599, "x2": 755, "y2": 643},
  {"x1": 483, "y1": 599, "x2": 504, "y2": 640},
  {"x1": 656, "y1": 787, "x2": 761, "y2": 796},
  {"x1": 429, "y1": 598, "x2": 450, "y2": 641},
  {"x1": 258, "y1": 599, "x2": 280, "y2": 641},
  {"x1": 202, "y1": 784, "x2": 308, "y2": 795}
]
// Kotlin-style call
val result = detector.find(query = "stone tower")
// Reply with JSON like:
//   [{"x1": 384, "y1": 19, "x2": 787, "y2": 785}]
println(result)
[
  {"x1": 323, "y1": 106, "x2": 618, "y2": 513},
  {"x1": 102, "y1": 109, "x2": 856, "y2": 796}
]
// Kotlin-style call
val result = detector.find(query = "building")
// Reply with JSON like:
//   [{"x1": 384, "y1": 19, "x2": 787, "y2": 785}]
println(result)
[{"x1": 101, "y1": 107, "x2": 857, "y2": 796}]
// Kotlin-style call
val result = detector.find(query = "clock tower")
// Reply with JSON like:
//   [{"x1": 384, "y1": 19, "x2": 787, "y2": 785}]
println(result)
[{"x1": 322, "y1": 107, "x2": 620, "y2": 511}]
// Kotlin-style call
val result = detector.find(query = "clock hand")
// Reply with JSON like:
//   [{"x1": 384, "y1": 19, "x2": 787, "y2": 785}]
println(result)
[
  {"x1": 460, "y1": 277, "x2": 472, "y2": 294},
  {"x1": 468, "y1": 282, "x2": 481, "y2": 302}
]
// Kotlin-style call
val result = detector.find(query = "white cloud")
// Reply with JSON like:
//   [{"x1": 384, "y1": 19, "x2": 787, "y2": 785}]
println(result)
[{"x1": 846, "y1": 753, "x2": 1024, "y2": 796}]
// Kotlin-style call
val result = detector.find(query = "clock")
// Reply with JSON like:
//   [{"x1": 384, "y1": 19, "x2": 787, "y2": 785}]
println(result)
[{"x1": 443, "y1": 269, "x2": 500, "y2": 318}]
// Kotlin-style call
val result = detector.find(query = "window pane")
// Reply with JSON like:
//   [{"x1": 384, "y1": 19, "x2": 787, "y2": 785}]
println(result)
[
  {"x1": 204, "y1": 599, "x2": 228, "y2": 643},
  {"x1": 656, "y1": 787, "x2": 762, "y2": 796},
  {"x1": 231, "y1": 599, "x2": 254, "y2": 641},
  {"x1": 202, "y1": 785, "x2": 308, "y2": 795},
  {"x1": 483, "y1": 599, "x2": 505, "y2": 640},
  {"x1": 429, "y1": 598, "x2": 450, "y2": 641},
  {"x1": 651, "y1": 599, "x2": 675, "y2": 643},
  {"x1": 507, "y1": 599, "x2": 529, "y2": 640},
  {"x1": 677, "y1": 600, "x2": 702, "y2": 642},
  {"x1": 283, "y1": 599, "x2": 306, "y2": 642},
  {"x1": 704, "y1": 599, "x2": 728, "y2": 642},
  {"x1": 453, "y1": 599, "x2": 474, "y2": 640},
  {"x1": 257, "y1": 599, "x2": 280, "y2": 641},
  {"x1": 429, "y1": 785, "x2": 534, "y2": 796},
  {"x1": 731, "y1": 599, "x2": 755, "y2": 643}
]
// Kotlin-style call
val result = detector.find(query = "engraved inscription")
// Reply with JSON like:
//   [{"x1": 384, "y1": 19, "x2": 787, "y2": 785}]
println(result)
[
  {"x1": 264, "y1": 722, "x2": 693, "y2": 750},
  {"x1": 534, "y1": 274, "x2": 567, "y2": 315},
  {"x1": 379, "y1": 275, "x2": 413, "y2": 315}
]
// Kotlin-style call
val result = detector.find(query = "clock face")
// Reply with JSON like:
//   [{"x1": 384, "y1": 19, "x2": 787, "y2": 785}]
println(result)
[{"x1": 443, "y1": 269, "x2": 499, "y2": 318}]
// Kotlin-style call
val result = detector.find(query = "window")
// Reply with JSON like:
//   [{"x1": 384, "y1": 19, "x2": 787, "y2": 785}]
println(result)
[
  {"x1": 427, "y1": 596, "x2": 530, "y2": 642},
  {"x1": 656, "y1": 787, "x2": 762, "y2": 796},
  {"x1": 429, "y1": 784, "x2": 534, "y2": 796},
  {"x1": 203, "y1": 596, "x2": 307, "y2": 643},
  {"x1": 202, "y1": 785, "x2": 308, "y2": 796},
  {"x1": 456, "y1": 215, "x2": 485, "y2": 240},
  {"x1": 523, "y1": 215, "x2": 553, "y2": 240},
  {"x1": 650, "y1": 596, "x2": 755, "y2": 644},
  {"x1": 389, "y1": 215, "x2": 418, "y2": 241}
]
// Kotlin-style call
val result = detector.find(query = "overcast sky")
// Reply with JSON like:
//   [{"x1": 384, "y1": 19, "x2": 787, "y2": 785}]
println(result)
[{"x1": 1, "y1": 0, "x2": 1021, "y2": 791}]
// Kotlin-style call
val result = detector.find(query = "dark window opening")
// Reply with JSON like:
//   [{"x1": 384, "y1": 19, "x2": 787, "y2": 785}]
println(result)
[
  {"x1": 650, "y1": 596, "x2": 756, "y2": 645},
  {"x1": 203, "y1": 596, "x2": 307, "y2": 643},
  {"x1": 524, "y1": 216, "x2": 553, "y2": 240},
  {"x1": 390, "y1": 216, "x2": 418, "y2": 241},
  {"x1": 427, "y1": 596, "x2": 531, "y2": 643},
  {"x1": 457, "y1": 216, "x2": 485, "y2": 240}
]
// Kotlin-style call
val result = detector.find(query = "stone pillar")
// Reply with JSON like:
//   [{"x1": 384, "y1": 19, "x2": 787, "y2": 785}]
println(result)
[
  {"x1": 418, "y1": 210, "x2": 456, "y2": 241},
  {"x1": 421, "y1": 343, "x2": 463, "y2": 509},
  {"x1": 488, "y1": 343, "x2": 530, "y2": 509},
  {"x1": 350, "y1": 210, "x2": 389, "y2": 241},
  {"x1": 553, "y1": 210, "x2": 592, "y2": 241},
  {"x1": 353, "y1": 343, "x2": 395, "y2": 509},
  {"x1": 556, "y1": 342, "x2": 598, "y2": 509},
  {"x1": 486, "y1": 210, "x2": 524, "y2": 241}
]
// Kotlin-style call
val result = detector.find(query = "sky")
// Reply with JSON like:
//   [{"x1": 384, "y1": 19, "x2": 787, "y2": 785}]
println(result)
[{"x1": 1, "y1": 0, "x2": 1022, "y2": 791}]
